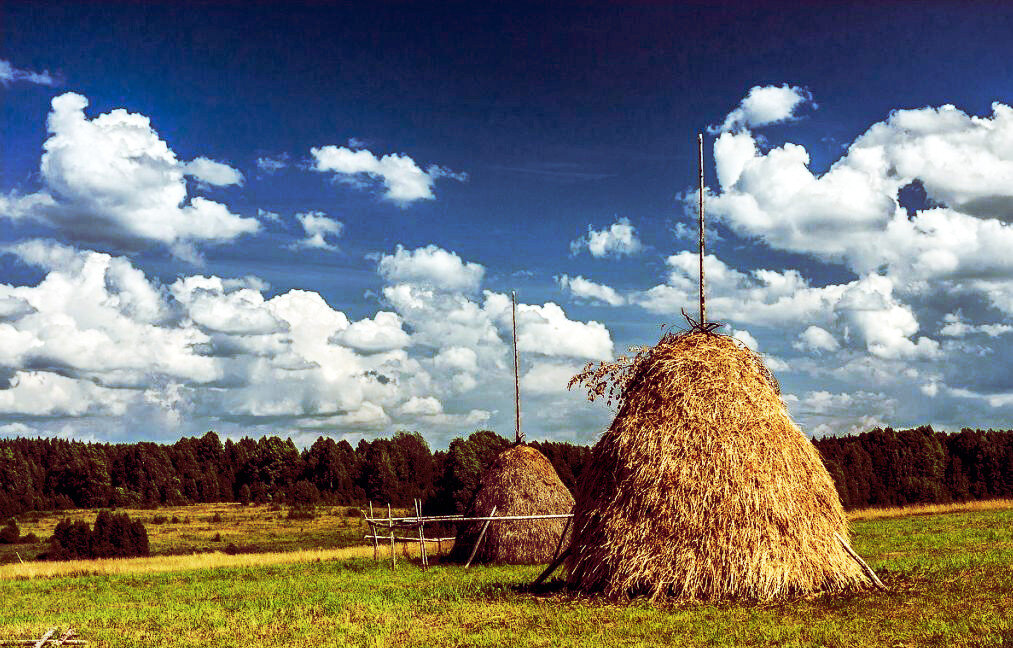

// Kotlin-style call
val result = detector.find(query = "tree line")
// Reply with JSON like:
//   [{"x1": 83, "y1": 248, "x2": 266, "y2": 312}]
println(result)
[
  {"x1": 0, "y1": 430, "x2": 588, "y2": 519},
  {"x1": 1, "y1": 425, "x2": 1010, "y2": 518}
]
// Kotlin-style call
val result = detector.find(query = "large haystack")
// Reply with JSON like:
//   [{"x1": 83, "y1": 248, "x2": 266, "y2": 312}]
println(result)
[
  {"x1": 451, "y1": 444, "x2": 574, "y2": 564},
  {"x1": 564, "y1": 329, "x2": 873, "y2": 601}
]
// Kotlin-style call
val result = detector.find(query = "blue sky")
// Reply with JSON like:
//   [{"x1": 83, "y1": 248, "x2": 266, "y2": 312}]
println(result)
[{"x1": 3, "y1": 2, "x2": 1013, "y2": 447}]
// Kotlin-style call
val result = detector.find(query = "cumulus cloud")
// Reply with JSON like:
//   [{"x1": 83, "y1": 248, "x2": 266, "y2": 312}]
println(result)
[
  {"x1": 938, "y1": 312, "x2": 1012, "y2": 338},
  {"x1": 0, "y1": 93, "x2": 258, "y2": 257},
  {"x1": 0, "y1": 240, "x2": 615, "y2": 444},
  {"x1": 0, "y1": 59, "x2": 57, "y2": 86},
  {"x1": 184, "y1": 157, "x2": 244, "y2": 187},
  {"x1": 708, "y1": 101, "x2": 1013, "y2": 298},
  {"x1": 310, "y1": 145, "x2": 464, "y2": 205},
  {"x1": 778, "y1": 390, "x2": 896, "y2": 438},
  {"x1": 293, "y1": 211, "x2": 343, "y2": 250},
  {"x1": 522, "y1": 362, "x2": 582, "y2": 395},
  {"x1": 634, "y1": 252, "x2": 845, "y2": 328},
  {"x1": 377, "y1": 244, "x2": 484, "y2": 293},
  {"x1": 557, "y1": 274, "x2": 624, "y2": 306},
  {"x1": 795, "y1": 326, "x2": 840, "y2": 352},
  {"x1": 570, "y1": 217, "x2": 642, "y2": 258},
  {"x1": 330, "y1": 312, "x2": 411, "y2": 353},
  {"x1": 711, "y1": 84, "x2": 814, "y2": 133}
]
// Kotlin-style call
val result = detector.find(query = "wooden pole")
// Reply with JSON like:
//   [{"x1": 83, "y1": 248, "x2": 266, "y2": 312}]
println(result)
[
  {"x1": 511, "y1": 291, "x2": 523, "y2": 444},
  {"x1": 369, "y1": 502, "x2": 378, "y2": 561},
  {"x1": 550, "y1": 511, "x2": 572, "y2": 564},
  {"x1": 416, "y1": 499, "x2": 428, "y2": 570},
  {"x1": 532, "y1": 545, "x2": 571, "y2": 587},
  {"x1": 464, "y1": 505, "x2": 497, "y2": 569},
  {"x1": 698, "y1": 133, "x2": 706, "y2": 325},
  {"x1": 834, "y1": 532, "x2": 887, "y2": 590},
  {"x1": 32, "y1": 628, "x2": 56, "y2": 648},
  {"x1": 388, "y1": 503, "x2": 395, "y2": 570}
]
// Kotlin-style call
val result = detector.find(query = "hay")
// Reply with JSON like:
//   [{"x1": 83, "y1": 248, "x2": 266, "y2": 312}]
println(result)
[
  {"x1": 564, "y1": 329, "x2": 872, "y2": 601},
  {"x1": 451, "y1": 445, "x2": 574, "y2": 564}
]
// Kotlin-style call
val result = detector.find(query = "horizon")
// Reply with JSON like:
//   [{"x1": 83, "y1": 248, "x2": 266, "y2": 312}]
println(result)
[{"x1": 3, "y1": 2, "x2": 1013, "y2": 448}]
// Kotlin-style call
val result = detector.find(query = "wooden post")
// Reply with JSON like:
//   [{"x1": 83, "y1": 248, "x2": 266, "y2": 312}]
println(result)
[
  {"x1": 698, "y1": 133, "x2": 706, "y2": 325},
  {"x1": 511, "y1": 291, "x2": 523, "y2": 444},
  {"x1": 388, "y1": 503, "x2": 395, "y2": 570},
  {"x1": 464, "y1": 505, "x2": 497, "y2": 569},
  {"x1": 415, "y1": 499, "x2": 428, "y2": 570},
  {"x1": 834, "y1": 532, "x2": 887, "y2": 590},
  {"x1": 32, "y1": 628, "x2": 56, "y2": 648},
  {"x1": 550, "y1": 512, "x2": 572, "y2": 564},
  {"x1": 533, "y1": 546, "x2": 571, "y2": 587},
  {"x1": 369, "y1": 501, "x2": 378, "y2": 561}
]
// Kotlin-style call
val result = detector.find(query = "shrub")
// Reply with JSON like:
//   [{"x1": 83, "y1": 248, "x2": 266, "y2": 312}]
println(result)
[
  {"x1": 170, "y1": 516, "x2": 181, "y2": 524},
  {"x1": 0, "y1": 519, "x2": 19, "y2": 544},
  {"x1": 224, "y1": 542, "x2": 240, "y2": 555},
  {"x1": 211, "y1": 512, "x2": 223, "y2": 523},
  {"x1": 151, "y1": 515, "x2": 168, "y2": 525},
  {"x1": 286, "y1": 506, "x2": 316, "y2": 521},
  {"x1": 212, "y1": 532, "x2": 222, "y2": 542},
  {"x1": 20, "y1": 532, "x2": 40, "y2": 544},
  {"x1": 48, "y1": 512, "x2": 149, "y2": 560}
]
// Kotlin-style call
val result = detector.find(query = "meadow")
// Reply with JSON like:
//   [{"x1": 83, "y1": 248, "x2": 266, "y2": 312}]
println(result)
[
  {"x1": 1, "y1": 502, "x2": 1011, "y2": 647},
  {"x1": 0, "y1": 503, "x2": 372, "y2": 566}
]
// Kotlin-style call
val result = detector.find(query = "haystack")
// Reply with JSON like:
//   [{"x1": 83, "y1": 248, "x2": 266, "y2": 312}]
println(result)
[
  {"x1": 450, "y1": 444, "x2": 574, "y2": 564},
  {"x1": 563, "y1": 329, "x2": 874, "y2": 601}
]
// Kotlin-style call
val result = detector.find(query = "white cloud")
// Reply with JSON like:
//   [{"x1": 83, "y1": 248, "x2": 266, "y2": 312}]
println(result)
[
  {"x1": 939, "y1": 312, "x2": 1012, "y2": 338},
  {"x1": 795, "y1": 326, "x2": 840, "y2": 352},
  {"x1": 570, "y1": 217, "x2": 642, "y2": 258},
  {"x1": 0, "y1": 93, "x2": 258, "y2": 256},
  {"x1": 330, "y1": 312, "x2": 411, "y2": 353},
  {"x1": 397, "y1": 396, "x2": 444, "y2": 417},
  {"x1": 557, "y1": 274, "x2": 625, "y2": 306},
  {"x1": 377, "y1": 244, "x2": 484, "y2": 293},
  {"x1": 310, "y1": 145, "x2": 464, "y2": 205},
  {"x1": 708, "y1": 100, "x2": 1013, "y2": 295},
  {"x1": 256, "y1": 154, "x2": 289, "y2": 173},
  {"x1": 790, "y1": 390, "x2": 895, "y2": 438},
  {"x1": 835, "y1": 275, "x2": 939, "y2": 360},
  {"x1": 0, "y1": 239, "x2": 616, "y2": 444},
  {"x1": 711, "y1": 84, "x2": 814, "y2": 133},
  {"x1": 293, "y1": 211, "x2": 343, "y2": 250},
  {"x1": 522, "y1": 362, "x2": 581, "y2": 395},
  {"x1": 634, "y1": 252, "x2": 845, "y2": 328},
  {"x1": 0, "y1": 59, "x2": 57, "y2": 86},
  {"x1": 730, "y1": 328, "x2": 758, "y2": 351},
  {"x1": 184, "y1": 157, "x2": 244, "y2": 187}
]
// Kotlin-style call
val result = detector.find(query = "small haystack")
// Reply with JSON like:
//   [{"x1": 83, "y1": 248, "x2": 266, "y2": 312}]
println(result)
[
  {"x1": 563, "y1": 329, "x2": 874, "y2": 601},
  {"x1": 450, "y1": 444, "x2": 574, "y2": 564}
]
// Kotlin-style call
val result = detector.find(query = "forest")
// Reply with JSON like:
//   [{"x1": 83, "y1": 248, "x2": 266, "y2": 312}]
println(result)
[{"x1": 0, "y1": 425, "x2": 1011, "y2": 519}]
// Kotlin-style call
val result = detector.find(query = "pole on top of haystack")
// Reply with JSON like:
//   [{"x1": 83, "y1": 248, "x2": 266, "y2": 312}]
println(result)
[
  {"x1": 698, "y1": 133, "x2": 706, "y2": 326},
  {"x1": 512, "y1": 291, "x2": 523, "y2": 444}
]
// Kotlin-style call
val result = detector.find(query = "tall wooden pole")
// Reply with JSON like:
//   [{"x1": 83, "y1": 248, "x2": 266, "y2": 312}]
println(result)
[
  {"x1": 511, "y1": 291, "x2": 523, "y2": 444},
  {"x1": 698, "y1": 133, "x2": 707, "y2": 325}
]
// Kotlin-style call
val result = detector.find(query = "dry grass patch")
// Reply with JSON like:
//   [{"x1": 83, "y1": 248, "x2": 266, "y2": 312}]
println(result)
[{"x1": 849, "y1": 498, "x2": 1013, "y2": 521}]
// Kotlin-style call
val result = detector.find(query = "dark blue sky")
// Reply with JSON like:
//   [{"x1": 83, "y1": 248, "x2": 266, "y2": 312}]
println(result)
[{"x1": 3, "y1": 2, "x2": 1013, "y2": 446}]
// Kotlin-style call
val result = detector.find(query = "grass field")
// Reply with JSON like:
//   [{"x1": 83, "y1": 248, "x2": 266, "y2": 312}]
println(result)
[
  {"x1": 2, "y1": 501, "x2": 1012, "y2": 646},
  {"x1": 0, "y1": 503, "x2": 374, "y2": 566}
]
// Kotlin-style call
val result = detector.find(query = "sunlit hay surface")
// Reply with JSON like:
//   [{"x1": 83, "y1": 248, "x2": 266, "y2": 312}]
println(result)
[
  {"x1": 451, "y1": 445, "x2": 574, "y2": 565},
  {"x1": 0, "y1": 545, "x2": 387, "y2": 581},
  {"x1": 565, "y1": 330, "x2": 871, "y2": 601},
  {"x1": 849, "y1": 498, "x2": 1013, "y2": 521}
]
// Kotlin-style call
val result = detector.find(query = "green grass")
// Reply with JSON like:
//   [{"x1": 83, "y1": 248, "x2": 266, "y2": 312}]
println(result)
[{"x1": 2, "y1": 506, "x2": 1012, "y2": 647}]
